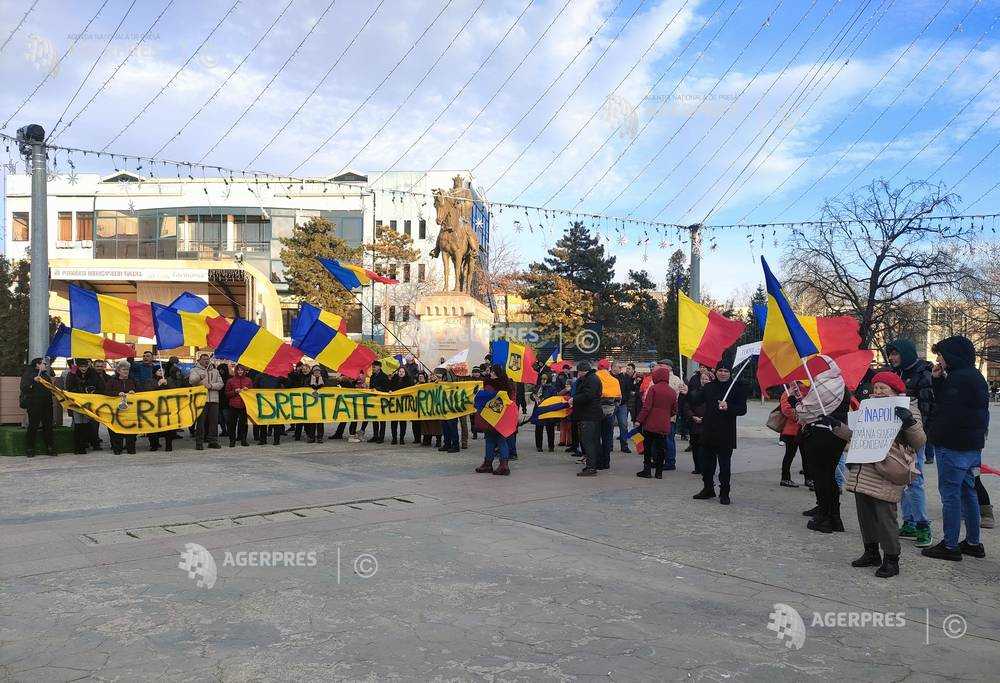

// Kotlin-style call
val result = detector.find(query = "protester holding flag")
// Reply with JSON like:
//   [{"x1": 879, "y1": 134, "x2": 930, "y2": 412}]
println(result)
[
  {"x1": 635, "y1": 365, "x2": 678, "y2": 479},
  {"x1": 188, "y1": 353, "x2": 224, "y2": 451},
  {"x1": 103, "y1": 360, "x2": 139, "y2": 456},
  {"x1": 224, "y1": 365, "x2": 253, "y2": 448},
  {"x1": 367, "y1": 362, "x2": 390, "y2": 444},
  {"x1": 474, "y1": 364, "x2": 516, "y2": 474},
  {"x1": 573, "y1": 361, "x2": 605, "y2": 477},
  {"x1": 437, "y1": 366, "x2": 462, "y2": 454},
  {"x1": 922, "y1": 336, "x2": 988, "y2": 562},
  {"x1": 533, "y1": 372, "x2": 559, "y2": 453},
  {"x1": 842, "y1": 372, "x2": 924, "y2": 579},
  {"x1": 693, "y1": 364, "x2": 747, "y2": 505},
  {"x1": 20, "y1": 358, "x2": 55, "y2": 457}
]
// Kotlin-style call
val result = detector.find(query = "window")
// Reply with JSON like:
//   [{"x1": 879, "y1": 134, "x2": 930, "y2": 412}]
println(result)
[
  {"x1": 77, "y1": 212, "x2": 93, "y2": 241},
  {"x1": 375, "y1": 219, "x2": 383, "y2": 229},
  {"x1": 418, "y1": 263, "x2": 425, "y2": 282},
  {"x1": 403, "y1": 263, "x2": 410, "y2": 283},
  {"x1": 389, "y1": 219, "x2": 397, "y2": 231},
  {"x1": 388, "y1": 305, "x2": 396, "y2": 322},
  {"x1": 401, "y1": 305, "x2": 410, "y2": 322},
  {"x1": 96, "y1": 213, "x2": 116, "y2": 238},
  {"x1": 418, "y1": 218, "x2": 426, "y2": 239},
  {"x1": 58, "y1": 212, "x2": 73, "y2": 241},
  {"x1": 389, "y1": 264, "x2": 398, "y2": 281},
  {"x1": 404, "y1": 219, "x2": 411, "y2": 236},
  {"x1": 12, "y1": 212, "x2": 28, "y2": 241}
]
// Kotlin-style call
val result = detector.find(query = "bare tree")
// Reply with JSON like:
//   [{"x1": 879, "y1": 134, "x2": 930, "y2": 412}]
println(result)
[
  {"x1": 783, "y1": 179, "x2": 973, "y2": 347},
  {"x1": 954, "y1": 243, "x2": 1000, "y2": 363}
]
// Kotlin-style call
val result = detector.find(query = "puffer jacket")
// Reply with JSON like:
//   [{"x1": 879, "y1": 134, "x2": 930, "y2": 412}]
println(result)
[
  {"x1": 796, "y1": 356, "x2": 850, "y2": 426},
  {"x1": 843, "y1": 400, "x2": 925, "y2": 503},
  {"x1": 928, "y1": 335, "x2": 989, "y2": 451},
  {"x1": 188, "y1": 364, "x2": 225, "y2": 403},
  {"x1": 636, "y1": 366, "x2": 677, "y2": 435},
  {"x1": 886, "y1": 338, "x2": 934, "y2": 426}
]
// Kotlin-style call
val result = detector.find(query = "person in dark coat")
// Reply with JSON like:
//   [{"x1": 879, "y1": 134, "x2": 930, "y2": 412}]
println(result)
[
  {"x1": 142, "y1": 366, "x2": 177, "y2": 452},
  {"x1": 635, "y1": 365, "x2": 678, "y2": 479},
  {"x1": 104, "y1": 359, "x2": 138, "y2": 455},
  {"x1": 693, "y1": 364, "x2": 747, "y2": 505},
  {"x1": 254, "y1": 372, "x2": 285, "y2": 445},
  {"x1": 224, "y1": 364, "x2": 253, "y2": 447},
  {"x1": 474, "y1": 364, "x2": 515, "y2": 474},
  {"x1": 533, "y1": 372, "x2": 558, "y2": 452},
  {"x1": 287, "y1": 362, "x2": 310, "y2": 441},
  {"x1": 614, "y1": 363, "x2": 636, "y2": 452},
  {"x1": 683, "y1": 366, "x2": 712, "y2": 474},
  {"x1": 922, "y1": 335, "x2": 989, "y2": 562},
  {"x1": 20, "y1": 357, "x2": 55, "y2": 457},
  {"x1": 572, "y1": 361, "x2": 604, "y2": 477},
  {"x1": 388, "y1": 367, "x2": 413, "y2": 444},
  {"x1": 65, "y1": 358, "x2": 102, "y2": 454},
  {"x1": 367, "y1": 361, "x2": 390, "y2": 443}
]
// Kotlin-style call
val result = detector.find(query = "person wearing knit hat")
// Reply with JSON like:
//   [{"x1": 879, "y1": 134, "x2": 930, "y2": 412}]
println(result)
[{"x1": 843, "y1": 372, "x2": 926, "y2": 578}]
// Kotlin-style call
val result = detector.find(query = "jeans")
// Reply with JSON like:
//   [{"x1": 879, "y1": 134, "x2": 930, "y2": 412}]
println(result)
[
  {"x1": 925, "y1": 441, "x2": 935, "y2": 463},
  {"x1": 578, "y1": 421, "x2": 601, "y2": 470},
  {"x1": 485, "y1": 432, "x2": 509, "y2": 461},
  {"x1": 506, "y1": 433, "x2": 518, "y2": 458},
  {"x1": 664, "y1": 422, "x2": 676, "y2": 468},
  {"x1": 701, "y1": 445, "x2": 733, "y2": 492},
  {"x1": 834, "y1": 452, "x2": 847, "y2": 489},
  {"x1": 614, "y1": 404, "x2": 630, "y2": 448},
  {"x1": 442, "y1": 419, "x2": 459, "y2": 449},
  {"x1": 900, "y1": 445, "x2": 929, "y2": 527},
  {"x1": 935, "y1": 446, "x2": 982, "y2": 548}
]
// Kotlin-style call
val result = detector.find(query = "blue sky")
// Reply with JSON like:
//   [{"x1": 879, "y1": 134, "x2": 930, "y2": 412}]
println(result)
[{"x1": 1, "y1": 0, "x2": 998, "y2": 299}]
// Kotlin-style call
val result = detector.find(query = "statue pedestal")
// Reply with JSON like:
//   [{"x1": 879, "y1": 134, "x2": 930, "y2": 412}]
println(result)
[{"x1": 416, "y1": 292, "x2": 494, "y2": 368}]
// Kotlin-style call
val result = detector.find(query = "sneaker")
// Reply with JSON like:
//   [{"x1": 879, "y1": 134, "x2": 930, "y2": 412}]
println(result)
[
  {"x1": 636, "y1": 470, "x2": 652, "y2": 478},
  {"x1": 899, "y1": 522, "x2": 917, "y2": 539},
  {"x1": 780, "y1": 479, "x2": 799, "y2": 488},
  {"x1": 577, "y1": 468, "x2": 598, "y2": 477},
  {"x1": 914, "y1": 527, "x2": 933, "y2": 548},
  {"x1": 921, "y1": 541, "x2": 962, "y2": 562},
  {"x1": 959, "y1": 540, "x2": 986, "y2": 558},
  {"x1": 692, "y1": 488, "x2": 715, "y2": 500}
]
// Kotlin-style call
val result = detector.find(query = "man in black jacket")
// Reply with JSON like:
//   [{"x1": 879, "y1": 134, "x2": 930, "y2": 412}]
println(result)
[
  {"x1": 65, "y1": 359, "x2": 102, "y2": 454},
  {"x1": 921, "y1": 335, "x2": 989, "y2": 562},
  {"x1": 572, "y1": 361, "x2": 604, "y2": 477},
  {"x1": 367, "y1": 361, "x2": 390, "y2": 443},
  {"x1": 614, "y1": 363, "x2": 636, "y2": 452},
  {"x1": 20, "y1": 358, "x2": 54, "y2": 457},
  {"x1": 693, "y1": 365, "x2": 747, "y2": 505}
]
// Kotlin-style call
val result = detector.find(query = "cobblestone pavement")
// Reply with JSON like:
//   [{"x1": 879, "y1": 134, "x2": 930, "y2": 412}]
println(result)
[{"x1": 1, "y1": 403, "x2": 998, "y2": 681}]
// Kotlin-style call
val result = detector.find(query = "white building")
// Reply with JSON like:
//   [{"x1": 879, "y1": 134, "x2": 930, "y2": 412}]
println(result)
[{"x1": 2, "y1": 168, "x2": 492, "y2": 359}]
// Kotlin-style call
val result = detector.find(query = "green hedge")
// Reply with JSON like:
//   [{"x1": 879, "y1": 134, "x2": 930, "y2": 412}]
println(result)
[{"x1": 0, "y1": 425, "x2": 75, "y2": 456}]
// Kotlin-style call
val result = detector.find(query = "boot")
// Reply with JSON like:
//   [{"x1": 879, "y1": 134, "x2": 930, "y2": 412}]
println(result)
[
  {"x1": 636, "y1": 454, "x2": 652, "y2": 478},
  {"x1": 802, "y1": 506, "x2": 820, "y2": 517},
  {"x1": 273, "y1": 434, "x2": 280, "y2": 446},
  {"x1": 693, "y1": 487, "x2": 715, "y2": 500},
  {"x1": 719, "y1": 487, "x2": 731, "y2": 505},
  {"x1": 830, "y1": 492, "x2": 845, "y2": 532},
  {"x1": 654, "y1": 453, "x2": 664, "y2": 479},
  {"x1": 807, "y1": 515, "x2": 833, "y2": 533},
  {"x1": 875, "y1": 554, "x2": 899, "y2": 578},
  {"x1": 851, "y1": 543, "x2": 881, "y2": 567},
  {"x1": 475, "y1": 459, "x2": 494, "y2": 474},
  {"x1": 241, "y1": 439, "x2": 249, "y2": 447},
  {"x1": 982, "y1": 504, "x2": 995, "y2": 529},
  {"x1": 493, "y1": 460, "x2": 510, "y2": 476},
  {"x1": 230, "y1": 439, "x2": 237, "y2": 448}
]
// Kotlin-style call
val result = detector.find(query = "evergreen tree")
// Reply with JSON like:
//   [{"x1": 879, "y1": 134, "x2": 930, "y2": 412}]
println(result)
[
  {"x1": 618, "y1": 270, "x2": 662, "y2": 353},
  {"x1": 657, "y1": 250, "x2": 690, "y2": 358},
  {"x1": 280, "y1": 217, "x2": 364, "y2": 316},
  {"x1": 0, "y1": 257, "x2": 32, "y2": 373}
]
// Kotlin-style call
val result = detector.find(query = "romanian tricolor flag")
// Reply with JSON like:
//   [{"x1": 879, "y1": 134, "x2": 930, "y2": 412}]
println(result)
[
  {"x1": 46, "y1": 324, "x2": 134, "y2": 360},
  {"x1": 215, "y1": 319, "x2": 304, "y2": 377},
  {"x1": 297, "y1": 318, "x2": 377, "y2": 379},
  {"x1": 529, "y1": 395, "x2": 571, "y2": 423},
  {"x1": 678, "y1": 291, "x2": 746, "y2": 367},
  {"x1": 626, "y1": 426, "x2": 645, "y2": 454},
  {"x1": 290, "y1": 302, "x2": 347, "y2": 347},
  {"x1": 169, "y1": 292, "x2": 221, "y2": 318},
  {"x1": 474, "y1": 389, "x2": 518, "y2": 437},
  {"x1": 544, "y1": 348, "x2": 571, "y2": 373},
  {"x1": 319, "y1": 258, "x2": 398, "y2": 289},
  {"x1": 490, "y1": 340, "x2": 538, "y2": 384},
  {"x1": 981, "y1": 463, "x2": 999, "y2": 476},
  {"x1": 758, "y1": 257, "x2": 820, "y2": 388},
  {"x1": 378, "y1": 354, "x2": 406, "y2": 374},
  {"x1": 151, "y1": 303, "x2": 230, "y2": 350},
  {"x1": 68, "y1": 284, "x2": 154, "y2": 338}
]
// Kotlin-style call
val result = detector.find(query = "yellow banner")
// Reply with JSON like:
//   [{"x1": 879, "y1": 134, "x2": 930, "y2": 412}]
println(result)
[
  {"x1": 243, "y1": 381, "x2": 482, "y2": 425},
  {"x1": 41, "y1": 378, "x2": 208, "y2": 434}
]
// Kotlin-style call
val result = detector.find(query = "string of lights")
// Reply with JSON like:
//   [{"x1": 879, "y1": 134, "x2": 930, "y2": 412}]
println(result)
[
  {"x1": 101, "y1": 0, "x2": 242, "y2": 151},
  {"x1": 148, "y1": 0, "x2": 294, "y2": 161},
  {"x1": 47, "y1": 0, "x2": 177, "y2": 142},
  {"x1": 197, "y1": 0, "x2": 340, "y2": 164},
  {"x1": 2, "y1": 0, "x2": 111, "y2": 131},
  {"x1": 0, "y1": 0, "x2": 39, "y2": 56}
]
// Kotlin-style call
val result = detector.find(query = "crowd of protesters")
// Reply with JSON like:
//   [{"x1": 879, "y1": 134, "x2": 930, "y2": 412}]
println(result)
[{"x1": 18, "y1": 332, "x2": 994, "y2": 577}]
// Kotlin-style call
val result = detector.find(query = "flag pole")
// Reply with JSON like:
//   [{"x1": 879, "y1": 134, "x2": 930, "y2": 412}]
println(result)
[
  {"x1": 800, "y1": 356, "x2": 827, "y2": 416},
  {"x1": 721, "y1": 356, "x2": 752, "y2": 402},
  {"x1": 345, "y1": 286, "x2": 435, "y2": 377}
]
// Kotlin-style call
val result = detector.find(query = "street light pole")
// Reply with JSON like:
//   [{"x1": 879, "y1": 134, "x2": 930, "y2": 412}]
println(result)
[
  {"x1": 17, "y1": 124, "x2": 48, "y2": 361},
  {"x1": 687, "y1": 222, "x2": 703, "y2": 377}
]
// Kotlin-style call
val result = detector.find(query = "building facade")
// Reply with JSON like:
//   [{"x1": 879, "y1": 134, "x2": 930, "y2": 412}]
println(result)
[{"x1": 3, "y1": 169, "x2": 491, "y2": 358}]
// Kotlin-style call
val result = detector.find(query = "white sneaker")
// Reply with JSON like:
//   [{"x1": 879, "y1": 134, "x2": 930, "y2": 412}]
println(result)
[{"x1": 348, "y1": 436, "x2": 361, "y2": 443}]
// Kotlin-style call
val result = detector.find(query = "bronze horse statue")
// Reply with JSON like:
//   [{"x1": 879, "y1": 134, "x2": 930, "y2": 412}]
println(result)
[{"x1": 429, "y1": 185, "x2": 480, "y2": 293}]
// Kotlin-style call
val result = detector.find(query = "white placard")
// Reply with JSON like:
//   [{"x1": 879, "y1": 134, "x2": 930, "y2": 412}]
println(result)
[
  {"x1": 845, "y1": 396, "x2": 910, "y2": 464},
  {"x1": 733, "y1": 341, "x2": 762, "y2": 367}
]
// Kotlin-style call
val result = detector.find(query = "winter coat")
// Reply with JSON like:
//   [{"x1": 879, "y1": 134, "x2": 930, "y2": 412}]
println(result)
[
  {"x1": 928, "y1": 335, "x2": 990, "y2": 451},
  {"x1": 796, "y1": 356, "x2": 850, "y2": 426},
  {"x1": 683, "y1": 373, "x2": 707, "y2": 434},
  {"x1": 225, "y1": 375, "x2": 254, "y2": 409},
  {"x1": 615, "y1": 372, "x2": 636, "y2": 406},
  {"x1": 104, "y1": 376, "x2": 138, "y2": 397},
  {"x1": 779, "y1": 392, "x2": 801, "y2": 438},
  {"x1": 65, "y1": 367, "x2": 102, "y2": 395},
  {"x1": 700, "y1": 378, "x2": 747, "y2": 450},
  {"x1": 188, "y1": 364, "x2": 225, "y2": 403},
  {"x1": 389, "y1": 373, "x2": 414, "y2": 392},
  {"x1": 636, "y1": 366, "x2": 678, "y2": 435},
  {"x1": 572, "y1": 369, "x2": 604, "y2": 422},
  {"x1": 369, "y1": 370, "x2": 391, "y2": 392},
  {"x1": 130, "y1": 361, "x2": 157, "y2": 386},
  {"x1": 286, "y1": 369, "x2": 310, "y2": 389},
  {"x1": 844, "y1": 400, "x2": 925, "y2": 503},
  {"x1": 19, "y1": 367, "x2": 53, "y2": 408},
  {"x1": 474, "y1": 376, "x2": 515, "y2": 433},
  {"x1": 255, "y1": 374, "x2": 283, "y2": 390},
  {"x1": 886, "y1": 338, "x2": 935, "y2": 426},
  {"x1": 141, "y1": 376, "x2": 175, "y2": 392}
]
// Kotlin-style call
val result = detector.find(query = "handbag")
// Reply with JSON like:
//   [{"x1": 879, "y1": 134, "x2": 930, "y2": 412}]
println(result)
[{"x1": 765, "y1": 405, "x2": 786, "y2": 433}]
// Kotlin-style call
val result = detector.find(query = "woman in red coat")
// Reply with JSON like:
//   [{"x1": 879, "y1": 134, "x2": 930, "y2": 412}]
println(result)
[
  {"x1": 779, "y1": 383, "x2": 807, "y2": 489},
  {"x1": 224, "y1": 365, "x2": 254, "y2": 447},
  {"x1": 635, "y1": 366, "x2": 678, "y2": 479}
]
